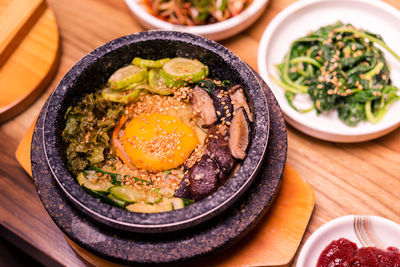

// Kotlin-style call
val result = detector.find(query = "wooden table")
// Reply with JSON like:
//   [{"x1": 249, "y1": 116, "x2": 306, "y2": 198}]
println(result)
[{"x1": 1, "y1": 0, "x2": 400, "y2": 266}]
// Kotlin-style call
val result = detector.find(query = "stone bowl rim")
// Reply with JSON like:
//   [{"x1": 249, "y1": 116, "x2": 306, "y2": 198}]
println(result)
[{"x1": 42, "y1": 30, "x2": 269, "y2": 233}]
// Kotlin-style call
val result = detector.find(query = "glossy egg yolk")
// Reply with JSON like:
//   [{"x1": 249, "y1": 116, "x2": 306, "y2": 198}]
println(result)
[{"x1": 122, "y1": 113, "x2": 199, "y2": 171}]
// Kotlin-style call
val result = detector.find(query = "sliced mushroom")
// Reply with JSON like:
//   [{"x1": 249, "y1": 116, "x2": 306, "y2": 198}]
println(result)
[
  {"x1": 189, "y1": 154, "x2": 219, "y2": 201},
  {"x1": 212, "y1": 87, "x2": 234, "y2": 123},
  {"x1": 229, "y1": 107, "x2": 251, "y2": 160},
  {"x1": 218, "y1": 172, "x2": 229, "y2": 185},
  {"x1": 192, "y1": 86, "x2": 217, "y2": 128},
  {"x1": 194, "y1": 124, "x2": 208, "y2": 145},
  {"x1": 174, "y1": 173, "x2": 193, "y2": 199},
  {"x1": 205, "y1": 125, "x2": 234, "y2": 174},
  {"x1": 229, "y1": 85, "x2": 253, "y2": 122}
]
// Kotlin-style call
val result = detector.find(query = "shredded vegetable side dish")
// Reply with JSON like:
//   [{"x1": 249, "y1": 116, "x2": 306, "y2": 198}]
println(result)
[
  {"x1": 272, "y1": 21, "x2": 400, "y2": 126},
  {"x1": 62, "y1": 57, "x2": 252, "y2": 213},
  {"x1": 144, "y1": 0, "x2": 252, "y2": 26}
]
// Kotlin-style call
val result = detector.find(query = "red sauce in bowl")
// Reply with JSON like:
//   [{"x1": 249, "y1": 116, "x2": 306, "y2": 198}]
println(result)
[{"x1": 317, "y1": 238, "x2": 400, "y2": 267}]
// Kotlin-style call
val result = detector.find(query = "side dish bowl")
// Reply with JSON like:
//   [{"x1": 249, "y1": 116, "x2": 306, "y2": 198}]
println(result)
[
  {"x1": 297, "y1": 215, "x2": 400, "y2": 267},
  {"x1": 258, "y1": 0, "x2": 400, "y2": 142},
  {"x1": 124, "y1": 0, "x2": 269, "y2": 41},
  {"x1": 42, "y1": 31, "x2": 269, "y2": 233}
]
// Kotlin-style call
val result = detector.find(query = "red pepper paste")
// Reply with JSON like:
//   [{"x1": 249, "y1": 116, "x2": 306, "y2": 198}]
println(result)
[{"x1": 317, "y1": 238, "x2": 400, "y2": 267}]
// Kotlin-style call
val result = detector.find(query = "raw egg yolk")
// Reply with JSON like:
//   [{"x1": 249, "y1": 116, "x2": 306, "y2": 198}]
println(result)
[{"x1": 122, "y1": 113, "x2": 199, "y2": 171}]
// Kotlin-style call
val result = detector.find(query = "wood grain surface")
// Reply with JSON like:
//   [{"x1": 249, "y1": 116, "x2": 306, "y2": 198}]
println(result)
[
  {"x1": 63, "y1": 165, "x2": 314, "y2": 267},
  {"x1": 15, "y1": 116, "x2": 315, "y2": 266},
  {"x1": 1, "y1": 0, "x2": 400, "y2": 266},
  {"x1": 0, "y1": 0, "x2": 59, "y2": 122},
  {"x1": 0, "y1": 0, "x2": 45, "y2": 66}
]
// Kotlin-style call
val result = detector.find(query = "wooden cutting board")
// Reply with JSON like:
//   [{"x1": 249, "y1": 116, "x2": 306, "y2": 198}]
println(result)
[
  {"x1": 16, "y1": 119, "x2": 315, "y2": 266},
  {"x1": 0, "y1": 0, "x2": 59, "y2": 122}
]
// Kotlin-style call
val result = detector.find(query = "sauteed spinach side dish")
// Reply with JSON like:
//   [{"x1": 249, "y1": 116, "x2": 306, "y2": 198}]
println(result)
[{"x1": 272, "y1": 21, "x2": 400, "y2": 126}]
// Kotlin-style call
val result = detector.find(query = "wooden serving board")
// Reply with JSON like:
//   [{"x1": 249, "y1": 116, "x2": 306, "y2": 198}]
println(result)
[
  {"x1": 0, "y1": 0, "x2": 59, "y2": 122},
  {"x1": 16, "y1": 118, "x2": 315, "y2": 266}
]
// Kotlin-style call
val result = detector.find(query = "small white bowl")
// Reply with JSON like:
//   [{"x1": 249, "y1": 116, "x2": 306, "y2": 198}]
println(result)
[
  {"x1": 297, "y1": 215, "x2": 400, "y2": 267},
  {"x1": 124, "y1": 0, "x2": 269, "y2": 41},
  {"x1": 258, "y1": 0, "x2": 400, "y2": 142}
]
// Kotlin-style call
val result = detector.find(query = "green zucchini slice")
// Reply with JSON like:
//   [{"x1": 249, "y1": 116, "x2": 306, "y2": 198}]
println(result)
[
  {"x1": 108, "y1": 65, "x2": 148, "y2": 90},
  {"x1": 109, "y1": 186, "x2": 162, "y2": 204},
  {"x1": 126, "y1": 198, "x2": 173, "y2": 213},
  {"x1": 101, "y1": 87, "x2": 141, "y2": 103},
  {"x1": 132, "y1": 57, "x2": 170, "y2": 68},
  {"x1": 77, "y1": 171, "x2": 113, "y2": 194},
  {"x1": 107, "y1": 194, "x2": 127, "y2": 208},
  {"x1": 161, "y1": 57, "x2": 208, "y2": 87},
  {"x1": 148, "y1": 68, "x2": 174, "y2": 95},
  {"x1": 171, "y1": 198, "x2": 184, "y2": 210},
  {"x1": 122, "y1": 80, "x2": 146, "y2": 91}
]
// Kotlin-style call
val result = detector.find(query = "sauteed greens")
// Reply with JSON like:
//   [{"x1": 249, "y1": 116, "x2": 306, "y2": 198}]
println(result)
[
  {"x1": 63, "y1": 93, "x2": 124, "y2": 175},
  {"x1": 273, "y1": 21, "x2": 400, "y2": 126}
]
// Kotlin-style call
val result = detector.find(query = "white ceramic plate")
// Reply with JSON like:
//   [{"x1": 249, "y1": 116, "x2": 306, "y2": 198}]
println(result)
[
  {"x1": 297, "y1": 215, "x2": 400, "y2": 266},
  {"x1": 124, "y1": 0, "x2": 269, "y2": 41},
  {"x1": 258, "y1": 0, "x2": 400, "y2": 142}
]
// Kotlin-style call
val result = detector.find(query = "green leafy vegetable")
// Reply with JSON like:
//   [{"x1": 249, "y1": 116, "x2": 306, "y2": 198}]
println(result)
[
  {"x1": 273, "y1": 21, "x2": 400, "y2": 126},
  {"x1": 88, "y1": 165, "x2": 122, "y2": 185},
  {"x1": 221, "y1": 80, "x2": 233, "y2": 88},
  {"x1": 182, "y1": 198, "x2": 195, "y2": 206},
  {"x1": 197, "y1": 79, "x2": 234, "y2": 96},
  {"x1": 197, "y1": 79, "x2": 216, "y2": 95},
  {"x1": 88, "y1": 165, "x2": 152, "y2": 185},
  {"x1": 62, "y1": 92, "x2": 124, "y2": 175}
]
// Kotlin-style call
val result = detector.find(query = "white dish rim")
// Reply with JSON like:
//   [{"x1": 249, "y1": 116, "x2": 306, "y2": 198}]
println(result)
[
  {"x1": 297, "y1": 214, "x2": 400, "y2": 267},
  {"x1": 124, "y1": 0, "x2": 269, "y2": 40},
  {"x1": 257, "y1": 0, "x2": 400, "y2": 142}
]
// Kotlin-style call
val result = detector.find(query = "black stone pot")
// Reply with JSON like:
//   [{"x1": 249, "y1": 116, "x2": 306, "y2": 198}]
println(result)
[{"x1": 42, "y1": 31, "x2": 269, "y2": 233}]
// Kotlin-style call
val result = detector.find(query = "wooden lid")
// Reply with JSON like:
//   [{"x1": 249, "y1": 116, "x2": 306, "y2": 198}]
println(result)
[{"x1": 0, "y1": 0, "x2": 59, "y2": 122}]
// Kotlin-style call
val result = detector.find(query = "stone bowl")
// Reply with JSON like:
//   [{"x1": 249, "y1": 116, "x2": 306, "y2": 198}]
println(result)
[{"x1": 42, "y1": 31, "x2": 269, "y2": 233}]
